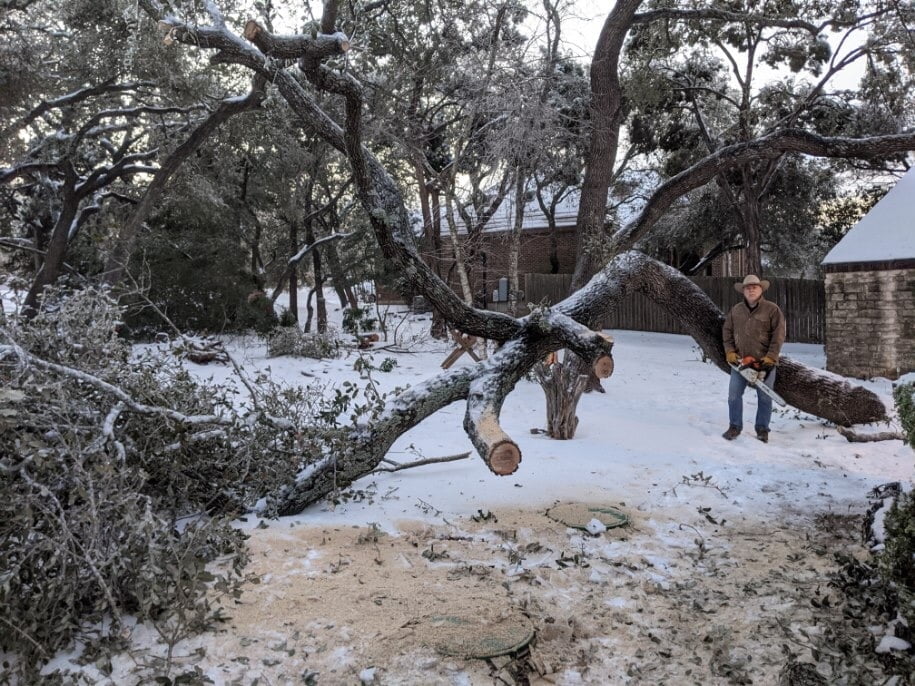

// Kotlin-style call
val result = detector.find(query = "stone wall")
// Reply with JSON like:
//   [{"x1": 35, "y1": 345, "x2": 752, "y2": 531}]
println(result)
[{"x1": 825, "y1": 267, "x2": 915, "y2": 379}]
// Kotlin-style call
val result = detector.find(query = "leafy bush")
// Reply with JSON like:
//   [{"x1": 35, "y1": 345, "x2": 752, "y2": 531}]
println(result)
[
  {"x1": 123, "y1": 210, "x2": 276, "y2": 336},
  {"x1": 342, "y1": 305, "x2": 377, "y2": 333},
  {"x1": 266, "y1": 327, "x2": 342, "y2": 359},
  {"x1": 893, "y1": 381, "x2": 915, "y2": 450},
  {"x1": 0, "y1": 287, "x2": 398, "y2": 680},
  {"x1": 880, "y1": 490, "x2": 915, "y2": 625},
  {"x1": 0, "y1": 289, "x2": 294, "y2": 680}
]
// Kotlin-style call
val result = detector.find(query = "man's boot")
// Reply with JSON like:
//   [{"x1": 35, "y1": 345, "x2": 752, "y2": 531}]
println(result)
[
  {"x1": 722, "y1": 425, "x2": 741, "y2": 440},
  {"x1": 755, "y1": 428, "x2": 769, "y2": 443}
]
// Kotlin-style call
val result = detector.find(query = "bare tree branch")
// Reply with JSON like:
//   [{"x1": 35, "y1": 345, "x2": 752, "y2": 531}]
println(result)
[{"x1": 269, "y1": 231, "x2": 355, "y2": 304}]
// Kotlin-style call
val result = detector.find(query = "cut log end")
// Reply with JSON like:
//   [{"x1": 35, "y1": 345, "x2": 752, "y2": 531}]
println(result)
[
  {"x1": 593, "y1": 355, "x2": 614, "y2": 379},
  {"x1": 488, "y1": 440, "x2": 521, "y2": 475},
  {"x1": 243, "y1": 20, "x2": 262, "y2": 41},
  {"x1": 338, "y1": 38, "x2": 351, "y2": 53}
]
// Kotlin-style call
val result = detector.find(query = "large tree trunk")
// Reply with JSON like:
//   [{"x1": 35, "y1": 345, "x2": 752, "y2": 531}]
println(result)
[
  {"x1": 23, "y1": 181, "x2": 79, "y2": 317},
  {"x1": 570, "y1": 0, "x2": 643, "y2": 292},
  {"x1": 740, "y1": 167, "x2": 763, "y2": 274}
]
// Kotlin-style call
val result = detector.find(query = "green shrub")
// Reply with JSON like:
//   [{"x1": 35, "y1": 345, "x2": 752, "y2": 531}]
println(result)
[
  {"x1": 123, "y1": 211, "x2": 276, "y2": 336},
  {"x1": 342, "y1": 305, "x2": 376, "y2": 333},
  {"x1": 894, "y1": 381, "x2": 915, "y2": 450},
  {"x1": 878, "y1": 382, "x2": 915, "y2": 625},
  {"x1": 0, "y1": 289, "x2": 290, "y2": 680},
  {"x1": 880, "y1": 490, "x2": 915, "y2": 625},
  {"x1": 0, "y1": 287, "x2": 395, "y2": 680}
]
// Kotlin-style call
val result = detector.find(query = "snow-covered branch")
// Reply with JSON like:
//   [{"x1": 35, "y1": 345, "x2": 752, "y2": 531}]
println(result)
[
  {"x1": 242, "y1": 20, "x2": 350, "y2": 60},
  {"x1": 269, "y1": 232, "x2": 355, "y2": 303}
]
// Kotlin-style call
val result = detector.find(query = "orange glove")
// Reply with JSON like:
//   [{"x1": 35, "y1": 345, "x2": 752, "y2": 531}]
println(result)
[
  {"x1": 726, "y1": 351, "x2": 740, "y2": 365},
  {"x1": 760, "y1": 356, "x2": 776, "y2": 371}
]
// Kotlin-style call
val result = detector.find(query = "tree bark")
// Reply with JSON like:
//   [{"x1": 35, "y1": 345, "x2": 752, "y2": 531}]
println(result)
[
  {"x1": 303, "y1": 287, "x2": 316, "y2": 333},
  {"x1": 443, "y1": 193, "x2": 474, "y2": 305},
  {"x1": 288, "y1": 219, "x2": 299, "y2": 321},
  {"x1": 22, "y1": 174, "x2": 79, "y2": 317},
  {"x1": 570, "y1": 0, "x2": 643, "y2": 292},
  {"x1": 508, "y1": 169, "x2": 525, "y2": 316},
  {"x1": 304, "y1": 204, "x2": 328, "y2": 333},
  {"x1": 533, "y1": 358, "x2": 588, "y2": 439}
]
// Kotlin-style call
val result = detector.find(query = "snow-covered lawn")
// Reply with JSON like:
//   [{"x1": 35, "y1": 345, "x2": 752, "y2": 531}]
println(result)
[{"x1": 45, "y1": 305, "x2": 915, "y2": 684}]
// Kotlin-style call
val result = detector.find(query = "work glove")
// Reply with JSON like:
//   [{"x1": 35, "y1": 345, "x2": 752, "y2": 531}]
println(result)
[
  {"x1": 759, "y1": 356, "x2": 776, "y2": 371},
  {"x1": 726, "y1": 351, "x2": 740, "y2": 365}
]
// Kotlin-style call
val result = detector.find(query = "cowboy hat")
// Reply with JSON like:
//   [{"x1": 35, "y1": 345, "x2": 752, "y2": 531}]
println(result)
[{"x1": 734, "y1": 274, "x2": 770, "y2": 293}]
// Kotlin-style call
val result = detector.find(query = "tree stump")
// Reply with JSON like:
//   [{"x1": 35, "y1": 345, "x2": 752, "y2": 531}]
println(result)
[
  {"x1": 534, "y1": 342, "x2": 614, "y2": 439},
  {"x1": 534, "y1": 356, "x2": 589, "y2": 439}
]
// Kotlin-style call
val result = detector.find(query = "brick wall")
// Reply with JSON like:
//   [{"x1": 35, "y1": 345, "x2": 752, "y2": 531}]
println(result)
[{"x1": 825, "y1": 267, "x2": 915, "y2": 379}]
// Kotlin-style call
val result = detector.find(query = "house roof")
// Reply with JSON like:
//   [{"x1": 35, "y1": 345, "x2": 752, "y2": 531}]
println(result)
[
  {"x1": 443, "y1": 189, "x2": 580, "y2": 236},
  {"x1": 821, "y1": 168, "x2": 915, "y2": 265}
]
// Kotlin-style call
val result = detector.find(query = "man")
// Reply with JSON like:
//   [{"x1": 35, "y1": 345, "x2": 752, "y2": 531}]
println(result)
[{"x1": 722, "y1": 274, "x2": 786, "y2": 443}]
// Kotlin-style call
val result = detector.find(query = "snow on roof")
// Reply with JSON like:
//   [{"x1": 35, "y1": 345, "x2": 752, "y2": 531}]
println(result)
[
  {"x1": 821, "y1": 167, "x2": 915, "y2": 265},
  {"x1": 452, "y1": 188, "x2": 580, "y2": 235}
]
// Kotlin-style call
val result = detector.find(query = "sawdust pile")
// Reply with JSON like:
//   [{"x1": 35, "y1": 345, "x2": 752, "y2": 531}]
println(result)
[{"x1": 184, "y1": 506, "x2": 876, "y2": 685}]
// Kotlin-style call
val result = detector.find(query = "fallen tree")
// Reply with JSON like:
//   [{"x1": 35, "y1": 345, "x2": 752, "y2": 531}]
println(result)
[{"x1": 269, "y1": 250, "x2": 886, "y2": 514}]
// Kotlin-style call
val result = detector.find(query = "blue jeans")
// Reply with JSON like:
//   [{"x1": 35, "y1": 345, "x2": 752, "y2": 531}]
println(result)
[{"x1": 728, "y1": 367, "x2": 777, "y2": 431}]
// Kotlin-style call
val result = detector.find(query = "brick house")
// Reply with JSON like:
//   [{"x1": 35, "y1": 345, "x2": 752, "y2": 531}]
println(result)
[
  {"x1": 451, "y1": 192, "x2": 749, "y2": 302},
  {"x1": 821, "y1": 169, "x2": 915, "y2": 380},
  {"x1": 442, "y1": 191, "x2": 579, "y2": 306}
]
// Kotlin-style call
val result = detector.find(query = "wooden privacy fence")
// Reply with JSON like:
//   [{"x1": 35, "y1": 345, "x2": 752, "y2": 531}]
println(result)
[{"x1": 512, "y1": 273, "x2": 825, "y2": 344}]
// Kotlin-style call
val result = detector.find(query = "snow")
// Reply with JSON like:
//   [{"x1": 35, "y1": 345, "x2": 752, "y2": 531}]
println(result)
[
  {"x1": 585, "y1": 518, "x2": 607, "y2": 535},
  {"x1": 822, "y1": 167, "x2": 915, "y2": 264},
  {"x1": 11, "y1": 287, "x2": 915, "y2": 682},
  {"x1": 876, "y1": 635, "x2": 912, "y2": 653},
  {"x1": 180, "y1": 293, "x2": 915, "y2": 536}
]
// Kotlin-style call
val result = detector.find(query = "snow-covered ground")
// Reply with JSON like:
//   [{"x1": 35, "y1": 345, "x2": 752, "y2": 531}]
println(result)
[
  {"x1": 199, "y1": 299, "x2": 912, "y2": 532},
  {"x1": 27, "y1": 292, "x2": 915, "y2": 683}
]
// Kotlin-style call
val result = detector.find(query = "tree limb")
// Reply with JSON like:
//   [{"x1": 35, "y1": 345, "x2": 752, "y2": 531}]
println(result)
[
  {"x1": 836, "y1": 426, "x2": 906, "y2": 443},
  {"x1": 269, "y1": 231, "x2": 355, "y2": 304},
  {"x1": 611, "y1": 129, "x2": 915, "y2": 253},
  {"x1": 374, "y1": 451, "x2": 471, "y2": 473}
]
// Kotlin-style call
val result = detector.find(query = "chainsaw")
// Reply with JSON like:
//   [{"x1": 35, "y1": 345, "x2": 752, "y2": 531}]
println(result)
[{"x1": 729, "y1": 356, "x2": 787, "y2": 407}]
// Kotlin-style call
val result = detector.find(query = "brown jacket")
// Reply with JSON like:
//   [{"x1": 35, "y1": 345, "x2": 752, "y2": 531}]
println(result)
[{"x1": 723, "y1": 297, "x2": 786, "y2": 363}]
